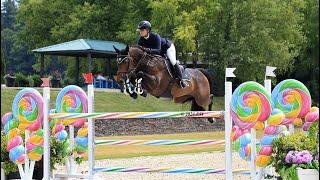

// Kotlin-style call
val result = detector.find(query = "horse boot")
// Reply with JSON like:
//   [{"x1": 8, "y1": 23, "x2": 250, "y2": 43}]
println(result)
[{"x1": 174, "y1": 64, "x2": 188, "y2": 88}]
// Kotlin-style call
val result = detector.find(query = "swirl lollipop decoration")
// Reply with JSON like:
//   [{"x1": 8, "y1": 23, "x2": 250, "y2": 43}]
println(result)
[
  {"x1": 26, "y1": 129, "x2": 44, "y2": 161},
  {"x1": 75, "y1": 123, "x2": 88, "y2": 157},
  {"x1": 271, "y1": 79, "x2": 311, "y2": 125},
  {"x1": 2, "y1": 113, "x2": 25, "y2": 164},
  {"x1": 12, "y1": 88, "x2": 43, "y2": 132},
  {"x1": 55, "y1": 85, "x2": 88, "y2": 127},
  {"x1": 231, "y1": 81, "x2": 272, "y2": 130},
  {"x1": 256, "y1": 109, "x2": 289, "y2": 167}
]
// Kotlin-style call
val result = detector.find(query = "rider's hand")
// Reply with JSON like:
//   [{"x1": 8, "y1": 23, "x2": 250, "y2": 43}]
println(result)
[{"x1": 142, "y1": 47, "x2": 150, "y2": 53}]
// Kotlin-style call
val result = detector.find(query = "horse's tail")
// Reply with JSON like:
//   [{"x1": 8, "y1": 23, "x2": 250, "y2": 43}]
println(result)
[
  {"x1": 198, "y1": 68, "x2": 214, "y2": 95},
  {"x1": 198, "y1": 68, "x2": 214, "y2": 123}
]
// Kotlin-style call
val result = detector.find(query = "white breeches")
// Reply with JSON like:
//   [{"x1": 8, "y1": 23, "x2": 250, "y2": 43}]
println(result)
[{"x1": 166, "y1": 43, "x2": 177, "y2": 65}]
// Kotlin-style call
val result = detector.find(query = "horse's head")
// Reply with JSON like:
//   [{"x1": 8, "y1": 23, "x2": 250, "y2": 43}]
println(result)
[{"x1": 113, "y1": 45, "x2": 131, "y2": 83}]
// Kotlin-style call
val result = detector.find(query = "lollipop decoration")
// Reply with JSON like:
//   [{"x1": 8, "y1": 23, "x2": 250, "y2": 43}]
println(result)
[
  {"x1": 75, "y1": 123, "x2": 88, "y2": 157},
  {"x1": 256, "y1": 109, "x2": 289, "y2": 167},
  {"x1": 231, "y1": 81, "x2": 271, "y2": 164},
  {"x1": 52, "y1": 120, "x2": 68, "y2": 141},
  {"x1": 271, "y1": 79, "x2": 311, "y2": 125},
  {"x1": 2, "y1": 112, "x2": 19, "y2": 134},
  {"x1": 231, "y1": 81, "x2": 272, "y2": 130},
  {"x1": 26, "y1": 129, "x2": 44, "y2": 161},
  {"x1": 303, "y1": 107, "x2": 319, "y2": 131},
  {"x1": 55, "y1": 85, "x2": 88, "y2": 127},
  {"x1": 12, "y1": 88, "x2": 43, "y2": 132},
  {"x1": 2, "y1": 113, "x2": 26, "y2": 164}
]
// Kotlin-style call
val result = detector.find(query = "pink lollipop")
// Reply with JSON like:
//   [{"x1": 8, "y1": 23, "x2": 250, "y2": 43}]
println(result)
[{"x1": 303, "y1": 107, "x2": 319, "y2": 131}]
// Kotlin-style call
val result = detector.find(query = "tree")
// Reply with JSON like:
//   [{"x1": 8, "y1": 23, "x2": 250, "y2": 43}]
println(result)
[{"x1": 1, "y1": 48, "x2": 6, "y2": 83}]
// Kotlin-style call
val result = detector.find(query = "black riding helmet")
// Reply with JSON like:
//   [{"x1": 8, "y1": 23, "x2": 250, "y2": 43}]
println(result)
[{"x1": 136, "y1": 20, "x2": 151, "y2": 31}]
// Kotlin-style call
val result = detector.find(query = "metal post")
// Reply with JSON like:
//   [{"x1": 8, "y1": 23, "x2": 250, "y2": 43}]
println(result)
[
  {"x1": 76, "y1": 57, "x2": 80, "y2": 85},
  {"x1": 40, "y1": 54, "x2": 44, "y2": 77},
  {"x1": 88, "y1": 53, "x2": 92, "y2": 73}
]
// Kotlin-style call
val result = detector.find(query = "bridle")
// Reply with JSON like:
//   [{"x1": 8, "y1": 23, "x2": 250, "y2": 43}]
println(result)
[
  {"x1": 116, "y1": 54, "x2": 130, "y2": 75},
  {"x1": 116, "y1": 50, "x2": 148, "y2": 76}
]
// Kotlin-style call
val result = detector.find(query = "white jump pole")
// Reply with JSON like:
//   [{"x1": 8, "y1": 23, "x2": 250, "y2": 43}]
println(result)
[
  {"x1": 225, "y1": 68, "x2": 236, "y2": 180},
  {"x1": 250, "y1": 127, "x2": 256, "y2": 179},
  {"x1": 256, "y1": 66, "x2": 277, "y2": 180},
  {"x1": 84, "y1": 73, "x2": 95, "y2": 179},
  {"x1": 42, "y1": 78, "x2": 51, "y2": 180}
]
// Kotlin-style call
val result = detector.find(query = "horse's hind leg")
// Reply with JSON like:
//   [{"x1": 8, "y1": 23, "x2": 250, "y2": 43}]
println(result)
[{"x1": 194, "y1": 94, "x2": 215, "y2": 123}]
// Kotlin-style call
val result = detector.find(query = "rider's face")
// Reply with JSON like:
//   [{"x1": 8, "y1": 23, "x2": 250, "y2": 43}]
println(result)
[{"x1": 139, "y1": 29, "x2": 149, "y2": 37}]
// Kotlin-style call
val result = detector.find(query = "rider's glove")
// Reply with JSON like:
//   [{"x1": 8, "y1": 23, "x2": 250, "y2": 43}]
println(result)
[{"x1": 142, "y1": 47, "x2": 151, "y2": 53}]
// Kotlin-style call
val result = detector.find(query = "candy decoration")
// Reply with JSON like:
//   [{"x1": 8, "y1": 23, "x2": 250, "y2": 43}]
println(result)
[
  {"x1": 75, "y1": 123, "x2": 88, "y2": 157},
  {"x1": 9, "y1": 144, "x2": 25, "y2": 164},
  {"x1": 12, "y1": 88, "x2": 43, "y2": 131},
  {"x1": 271, "y1": 79, "x2": 311, "y2": 125},
  {"x1": 231, "y1": 81, "x2": 272, "y2": 130},
  {"x1": 2, "y1": 112, "x2": 19, "y2": 134},
  {"x1": 2, "y1": 113, "x2": 25, "y2": 164},
  {"x1": 256, "y1": 109, "x2": 289, "y2": 167},
  {"x1": 303, "y1": 107, "x2": 319, "y2": 131},
  {"x1": 26, "y1": 129, "x2": 44, "y2": 161},
  {"x1": 231, "y1": 126, "x2": 261, "y2": 161},
  {"x1": 55, "y1": 85, "x2": 88, "y2": 127}
]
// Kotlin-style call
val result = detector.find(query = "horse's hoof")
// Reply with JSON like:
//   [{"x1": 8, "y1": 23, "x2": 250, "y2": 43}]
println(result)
[
  {"x1": 130, "y1": 93, "x2": 138, "y2": 99},
  {"x1": 141, "y1": 91, "x2": 147, "y2": 97},
  {"x1": 208, "y1": 118, "x2": 216, "y2": 123}
]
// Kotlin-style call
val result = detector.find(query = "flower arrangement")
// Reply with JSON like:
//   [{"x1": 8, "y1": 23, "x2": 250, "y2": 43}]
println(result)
[{"x1": 271, "y1": 121, "x2": 319, "y2": 180}]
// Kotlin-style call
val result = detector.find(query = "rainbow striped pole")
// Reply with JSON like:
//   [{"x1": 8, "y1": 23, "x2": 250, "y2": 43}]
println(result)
[
  {"x1": 49, "y1": 111, "x2": 224, "y2": 120},
  {"x1": 94, "y1": 167, "x2": 251, "y2": 175},
  {"x1": 95, "y1": 139, "x2": 225, "y2": 146}
]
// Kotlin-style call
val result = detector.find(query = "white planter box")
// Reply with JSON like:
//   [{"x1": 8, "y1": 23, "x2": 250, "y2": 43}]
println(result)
[{"x1": 297, "y1": 168, "x2": 319, "y2": 180}]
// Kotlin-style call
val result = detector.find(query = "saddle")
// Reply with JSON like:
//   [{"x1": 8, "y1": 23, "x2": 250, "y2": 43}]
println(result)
[{"x1": 150, "y1": 54, "x2": 191, "y2": 81}]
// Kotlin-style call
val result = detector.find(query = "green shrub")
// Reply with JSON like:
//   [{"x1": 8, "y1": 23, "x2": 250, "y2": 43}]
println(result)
[
  {"x1": 32, "y1": 74, "x2": 42, "y2": 87},
  {"x1": 27, "y1": 75, "x2": 34, "y2": 87},
  {"x1": 271, "y1": 123, "x2": 319, "y2": 179},
  {"x1": 61, "y1": 77, "x2": 75, "y2": 87},
  {"x1": 15, "y1": 73, "x2": 29, "y2": 87}
]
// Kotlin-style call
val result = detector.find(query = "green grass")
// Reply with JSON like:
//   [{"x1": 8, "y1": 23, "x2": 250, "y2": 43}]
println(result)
[{"x1": 1, "y1": 88, "x2": 224, "y2": 116}]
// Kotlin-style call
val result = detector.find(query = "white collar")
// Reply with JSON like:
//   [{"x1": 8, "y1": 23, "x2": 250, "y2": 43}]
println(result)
[{"x1": 144, "y1": 33, "x2": 150, "y2": 40}]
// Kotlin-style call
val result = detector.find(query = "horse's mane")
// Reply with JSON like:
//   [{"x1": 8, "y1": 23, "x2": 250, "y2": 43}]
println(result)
[
  {"x1": 130, "y1": 45, "x2": 143, "y2": 50},
  {"x1": 129, "y1": 45, "x2": 162, "y2": 58}
]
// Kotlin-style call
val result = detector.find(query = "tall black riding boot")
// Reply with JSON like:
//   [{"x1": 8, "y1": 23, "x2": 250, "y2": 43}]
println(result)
[{"x1": 174, "y1": 64, "x2": 188, "y2": 88}]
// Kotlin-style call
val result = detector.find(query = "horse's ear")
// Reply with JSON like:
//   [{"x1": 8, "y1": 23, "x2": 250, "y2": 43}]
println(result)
[
  {"x1": 125, "y1": 45, "x2": 129, "y2": 52},
  {"x1": 113, "y1": 45, "x2": 120, "y2": 53}
]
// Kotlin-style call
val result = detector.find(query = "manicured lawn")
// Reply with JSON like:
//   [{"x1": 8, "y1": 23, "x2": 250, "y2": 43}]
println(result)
[{"x1": 1, "y1": 88, "x2": 224, "y2": 116}]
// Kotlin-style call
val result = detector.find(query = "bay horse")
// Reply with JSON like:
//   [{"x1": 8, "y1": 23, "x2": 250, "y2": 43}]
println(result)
[{"x1": 114, "y1": 45, "x2": 215, "y2": 123}]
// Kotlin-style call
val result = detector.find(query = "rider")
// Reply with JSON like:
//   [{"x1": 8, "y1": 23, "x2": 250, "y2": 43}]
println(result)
[{"x1": 136, "y1": 20, "x2": 188, "y2": 88}]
